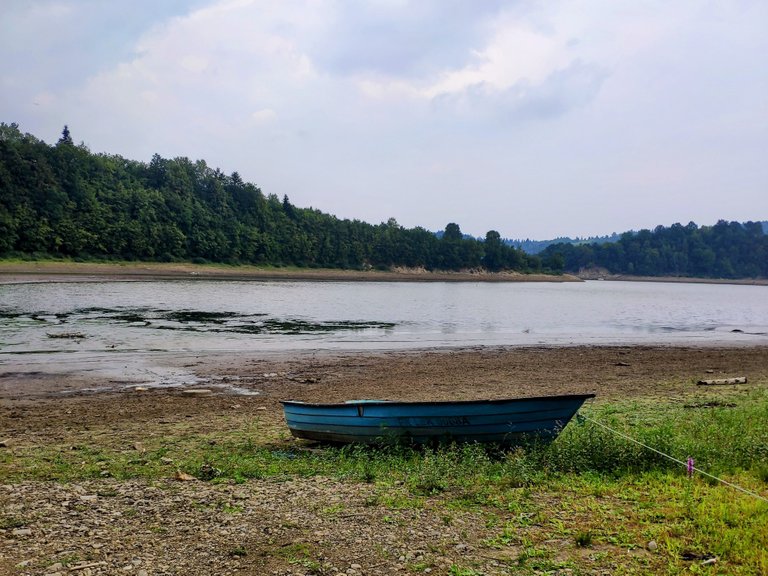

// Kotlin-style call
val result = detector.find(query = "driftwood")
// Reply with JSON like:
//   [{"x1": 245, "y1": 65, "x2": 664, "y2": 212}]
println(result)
[
  {"x1": 181, "y1": 388, "x2": 213, "y2": 396},
  {"x1": 696, "y1": 377, "x2": 747, "y2": 386}
]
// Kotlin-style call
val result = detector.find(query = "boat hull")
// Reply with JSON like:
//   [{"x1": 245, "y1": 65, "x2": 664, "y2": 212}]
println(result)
[{"x1": 281, "y1": 394, "x2": 594, "y2": 446}]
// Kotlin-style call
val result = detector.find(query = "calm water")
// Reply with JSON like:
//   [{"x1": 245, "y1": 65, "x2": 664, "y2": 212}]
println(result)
[{"x1": 2, "y1": 279, "x2": 767, "y2": 356}]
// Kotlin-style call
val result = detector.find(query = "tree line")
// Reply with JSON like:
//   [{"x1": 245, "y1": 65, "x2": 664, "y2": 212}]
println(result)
[
  {"x1": 540, "y1": 221, "x2": 768, "y2": 279},
  {"x1": 0, "y1": 123, "x2": 543, "y2": 273}
]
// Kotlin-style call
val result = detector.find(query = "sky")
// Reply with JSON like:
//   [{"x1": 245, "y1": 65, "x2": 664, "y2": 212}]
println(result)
[{"x1": 2, "y1": 1, "x2": 766, "y2": 240}]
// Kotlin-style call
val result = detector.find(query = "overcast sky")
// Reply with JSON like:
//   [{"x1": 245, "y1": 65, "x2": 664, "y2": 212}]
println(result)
[{"x1": 2, "y1": 1, "x2": 766, "y2": 239}]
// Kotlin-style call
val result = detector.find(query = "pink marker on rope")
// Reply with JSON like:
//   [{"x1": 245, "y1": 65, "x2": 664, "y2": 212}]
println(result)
[{"x1": 687, "y1": 457, "x2": 695, "y2": 479}]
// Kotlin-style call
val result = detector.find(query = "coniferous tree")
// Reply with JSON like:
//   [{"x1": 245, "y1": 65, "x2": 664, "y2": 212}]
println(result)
[{"x1": 57, "y1": 125, "x2": 73, "y2": 146}]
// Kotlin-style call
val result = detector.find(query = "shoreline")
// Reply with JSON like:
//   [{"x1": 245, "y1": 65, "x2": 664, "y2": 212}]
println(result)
[
  {"x1": 3, "y1": 343, "x2": 767, "y2": 403},
  {"x1": 581, "y1": 273, "x2": 768, "y2": 286},
  {"x1": 1, "y1": 260, "x2": 764, "y2": 285},
  {"x1": 4, "y1": 342, "x2": 768, "y2": 405},
  {"x1": 0, "y1": 261, "x2": 581, "y2": 284}
]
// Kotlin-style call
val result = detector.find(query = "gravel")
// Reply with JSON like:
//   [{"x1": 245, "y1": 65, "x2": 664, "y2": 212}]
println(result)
[{"x1": 2, "y1": 477, "x2": 497, "y2": 575}]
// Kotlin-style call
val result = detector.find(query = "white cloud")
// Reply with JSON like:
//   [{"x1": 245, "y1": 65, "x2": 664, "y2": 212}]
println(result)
[{"x1": 426, "y1": 18, "x2": 569, "y2": 97}]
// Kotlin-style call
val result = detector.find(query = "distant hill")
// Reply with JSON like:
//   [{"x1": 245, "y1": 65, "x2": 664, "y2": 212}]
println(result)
[{"x1": 505, "y1": 233, "x2": 624, "y2": 255}]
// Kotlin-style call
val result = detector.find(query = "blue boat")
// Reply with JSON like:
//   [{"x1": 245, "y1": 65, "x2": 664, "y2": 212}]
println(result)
[{"x1": 281, "y1": 394, "x2": 594, "y2": 446}]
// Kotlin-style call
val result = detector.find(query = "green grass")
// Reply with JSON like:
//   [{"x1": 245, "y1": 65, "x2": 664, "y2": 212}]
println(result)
[
  {"x1": 3, "y1": 389, "x2": 767, "y2": 574},
  {"x1": 543, "y1": 391, "x2": 768, "y2": 476},
  {"x1": 5, "y1": 391, "x2": 767, "y2": 490}
]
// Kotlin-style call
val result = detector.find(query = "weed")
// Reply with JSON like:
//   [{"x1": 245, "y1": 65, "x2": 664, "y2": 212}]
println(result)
[
  {"x1": 59, "y1": 554, "x2": 81, "y2": 567},
  {"x1": 517, "y1": 543, "x2": 551, "y2": 565},
  {"x1": 275, "y1": 541, "x2": 322, "y2": 571},
  {"x1": 221, "y1": 503, "x2": 243, "y2": 514},
  {"x1": 321, "y1": 503, "x2": 344, "y2": 516},
  {"x1": 448, "y1": 566, "x2": 482, "y2": 576},
  {"x1": 292, "y1": 558, "x2": 324, "y2": 572},
  {"x1": 276, "y1": 542, "x2": 311, "y2": 557},
  {"x1": 754, "y1": 463, "x2": 768, "y2": 484},
  {"x1": 0, "y1": 516, "x2": 26, "y2": 530},
  {"x1": 197, "y1": 462, "x2": 223, "y2": 481},
  {"x1": 575, "y1": 530, "x2": 593, "y2": 547},
  {"x1": 483, "y1": 521, "x2": 520, "y2": 548},
  {"x1": 407, "y1": 560, "x2": 435, "y2": 572},
  {"x1": 363, "y1": 494, "x2": 379, "y2": 507}
]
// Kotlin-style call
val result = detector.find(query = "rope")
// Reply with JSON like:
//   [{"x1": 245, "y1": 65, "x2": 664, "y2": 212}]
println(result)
[{"x1": 577, "y1": 414, "x2": 768, "y2": 503}]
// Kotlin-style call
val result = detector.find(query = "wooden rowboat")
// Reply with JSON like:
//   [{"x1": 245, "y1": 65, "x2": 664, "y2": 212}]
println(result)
[{"x1": 281, "y1": 394, "x2": 594, "y2": 446}]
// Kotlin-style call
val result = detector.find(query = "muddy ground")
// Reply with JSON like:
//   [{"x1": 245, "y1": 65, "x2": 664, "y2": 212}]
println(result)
[{"x1": 4, "y1": 345, "x2": 767, "y2": 432}]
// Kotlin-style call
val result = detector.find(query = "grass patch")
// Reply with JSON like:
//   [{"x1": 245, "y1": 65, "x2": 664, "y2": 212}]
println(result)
[
  {"x1": 534, "y1": 390, "x2": 768, "y2": 477},
  {"x1": 0, "y1": 516, "x2": 27, "y2": 530},
  {"x1": 5, "y1": 392, "x2": 768, "y2": 487}
]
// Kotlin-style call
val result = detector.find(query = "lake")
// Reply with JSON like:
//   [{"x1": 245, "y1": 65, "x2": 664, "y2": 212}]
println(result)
[{"x1": 2, "y1": 279, "x2": 766, "y2": 355}]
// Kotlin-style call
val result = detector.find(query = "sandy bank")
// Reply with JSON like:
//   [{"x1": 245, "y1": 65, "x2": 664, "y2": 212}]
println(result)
[
  {"x1": 577, "y1": 269, "x2": 768, "y2": 286},
  {"x1": 3, "y1": 344, "x2": 767, "y2": 406},
  {"x1": 0, "y1": 261, "x2": 581, "y2": 284}
]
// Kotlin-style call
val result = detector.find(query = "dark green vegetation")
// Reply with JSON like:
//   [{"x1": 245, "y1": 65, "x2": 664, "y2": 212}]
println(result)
[
  {"x1": 541, "y1": 220, "x2": 768, "y2": 279},
  {"x1": 3, "y1": 391, "x2": 767, "y2": 573},
  {"x1": 0, "y1": 123, "x2": 541, "y2": 272}
]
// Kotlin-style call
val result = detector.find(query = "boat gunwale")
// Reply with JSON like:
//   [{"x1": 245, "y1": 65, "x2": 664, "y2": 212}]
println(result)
[{"x1": 281, "y1": 393, "x2": 595, "y2": 409}]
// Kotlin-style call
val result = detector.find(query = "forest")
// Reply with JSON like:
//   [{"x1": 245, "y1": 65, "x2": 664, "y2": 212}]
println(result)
[
  {"x1": 540, "y1": 221, "x2": 768, "y2": 279},
  {"x1": 0, "y1": 123, "x2": 540, "y2": 273},
  {"x1": 1, "y1": 123, "x2": 765, "y2": 279}
]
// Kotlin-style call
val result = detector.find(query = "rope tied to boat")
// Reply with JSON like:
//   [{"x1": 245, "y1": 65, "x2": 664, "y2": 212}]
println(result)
[{"x1": 575, "y1": 413, "x2": 768, "y2": 503}]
